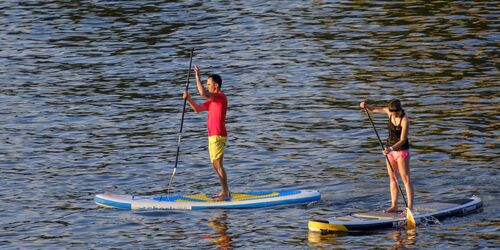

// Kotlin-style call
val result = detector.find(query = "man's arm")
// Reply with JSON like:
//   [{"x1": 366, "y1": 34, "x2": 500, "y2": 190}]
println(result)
[
  {"x1": 183, "y1": 91, "x2": 206, "y2": 113},
  {"x1": 194, "y1": 65, "x2": 210, "y2": 99}
]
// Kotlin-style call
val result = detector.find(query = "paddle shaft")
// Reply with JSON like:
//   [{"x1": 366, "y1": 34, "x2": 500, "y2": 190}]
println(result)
[
  {"x1": 167, "y1": 48, "x2": 194, "y2": 193},
  {"x1": 363, "y1": 107, "x2": 409, "y2": 208}
]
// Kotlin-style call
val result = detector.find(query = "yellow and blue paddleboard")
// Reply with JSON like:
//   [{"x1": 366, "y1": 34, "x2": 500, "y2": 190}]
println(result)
[
  {"x1": 95, "y1": 190, "x2": 320, "y2": 210},
  {"x1": 308, "y1": 196, "x2": 482, "y2": 233}
]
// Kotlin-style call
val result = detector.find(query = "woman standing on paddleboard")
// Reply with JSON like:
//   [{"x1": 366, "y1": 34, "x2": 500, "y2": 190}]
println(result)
[{"x1": 359, "y1": 99, "x2": 414, "y2": 212}]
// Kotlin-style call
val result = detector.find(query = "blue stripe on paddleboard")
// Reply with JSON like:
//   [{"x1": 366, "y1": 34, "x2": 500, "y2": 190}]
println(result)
[
  {"x1": 153, "y1": 195, "x2": 185, "y2": 202},
  {"x1": 94, "y1": 196, "x2": 131, "y2": 209}
]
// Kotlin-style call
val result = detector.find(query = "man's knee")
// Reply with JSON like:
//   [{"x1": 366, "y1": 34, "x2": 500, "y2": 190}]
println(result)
[{"x1": 212, "y1": 159, "x2": 223, "y2": 167}]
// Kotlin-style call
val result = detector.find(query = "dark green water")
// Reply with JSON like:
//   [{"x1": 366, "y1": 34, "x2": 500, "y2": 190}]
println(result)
[{"x1": 1, "y1": 1, "x2": 498, "y2": 249}]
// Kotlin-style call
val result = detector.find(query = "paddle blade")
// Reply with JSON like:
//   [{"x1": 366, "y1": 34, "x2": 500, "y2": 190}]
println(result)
[{"x1": 406, "y1": 208, "x2": 417, "y2": 229}]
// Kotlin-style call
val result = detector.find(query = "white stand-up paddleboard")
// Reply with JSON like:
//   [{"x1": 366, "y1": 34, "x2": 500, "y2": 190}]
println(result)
[
  {"x1": 95, "y1": 189, "x2": 320, "y2": 210},
  {"x1": 309, "y1": 196, "x2": 482, "y2": 233}
]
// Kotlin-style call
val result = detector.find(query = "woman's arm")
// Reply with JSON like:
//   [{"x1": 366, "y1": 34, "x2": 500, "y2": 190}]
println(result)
[{"x1": 360, "y1": 101, "x2": 389, "y2": 114}]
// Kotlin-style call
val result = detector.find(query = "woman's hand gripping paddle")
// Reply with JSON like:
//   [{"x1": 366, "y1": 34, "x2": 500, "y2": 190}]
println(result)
[
  {"x1": 362, "y1": 106, "x2": 416, "y2": 229},
  {"x1": 167, "y1": 48, "x2": 194, "y2": 194}
]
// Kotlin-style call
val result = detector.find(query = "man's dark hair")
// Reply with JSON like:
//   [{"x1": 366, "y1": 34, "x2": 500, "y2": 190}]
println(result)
[{"x1": 208, "y1": 74, "x2": 222, "y2": 87}]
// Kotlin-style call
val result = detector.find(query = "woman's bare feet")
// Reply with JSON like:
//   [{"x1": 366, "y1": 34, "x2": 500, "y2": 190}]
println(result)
[
  {"x1": 384, "y1": 206, "x2": 398, "y2": 213},
  {"x1": 401, "y1": 208, "x2": 414, "y2": 216}
]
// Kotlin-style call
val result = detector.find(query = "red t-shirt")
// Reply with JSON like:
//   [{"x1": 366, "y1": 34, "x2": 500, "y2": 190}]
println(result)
[{"x1": 202, "y1": 92, "x2": 227, "y2": 136}]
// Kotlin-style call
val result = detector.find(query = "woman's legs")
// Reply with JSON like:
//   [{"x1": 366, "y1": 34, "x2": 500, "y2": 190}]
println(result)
[
  {"x1": 385, "y1": 157, "x2": 399, "y2": 212},
  {"x1": 397, "y1": 156, "x2": 413, "y2": 210}
]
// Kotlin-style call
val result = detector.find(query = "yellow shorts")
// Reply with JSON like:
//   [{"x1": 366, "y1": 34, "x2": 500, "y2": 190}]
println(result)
[{"x1": 208, "y1": 136, "x2": 227, "y2": 163}]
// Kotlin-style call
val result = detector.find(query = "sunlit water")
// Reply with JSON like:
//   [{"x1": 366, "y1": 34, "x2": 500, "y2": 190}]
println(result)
[{"x1": 1, "y1": 1, "x2": 498, "y2": 249}]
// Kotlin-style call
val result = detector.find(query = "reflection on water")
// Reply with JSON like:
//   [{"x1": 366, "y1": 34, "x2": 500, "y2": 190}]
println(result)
[
  {"x1": 308, "y1": 231, "x2": 344, "y2": 247},
  {"x1": 307, "y1": 229, "x2": 417, "y2": 249},
  {"x1": 202, "y1": 211, "x2": 233, "y2": 250},
  {"x1": 389, "y1": 229, "x2": 417, "y2": 250}
]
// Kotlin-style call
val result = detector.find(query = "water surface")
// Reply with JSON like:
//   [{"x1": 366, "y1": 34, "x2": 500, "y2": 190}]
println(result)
[{"x1": 0, "y1": 1, "x2": 498, "y2": 249}]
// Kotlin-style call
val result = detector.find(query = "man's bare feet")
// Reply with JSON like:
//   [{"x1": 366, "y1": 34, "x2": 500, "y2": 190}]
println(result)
[
  {"x1": 384, "y1": 206, "x2": 398, "y2": 213},
  {"x1": 214, "y1": 194, "x2": 230, "y2": 202}
]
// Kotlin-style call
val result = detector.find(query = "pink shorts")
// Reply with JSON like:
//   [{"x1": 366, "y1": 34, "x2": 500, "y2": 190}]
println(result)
[{"x1": 387, "y1": 149, "x2": 410, "y2": 162}]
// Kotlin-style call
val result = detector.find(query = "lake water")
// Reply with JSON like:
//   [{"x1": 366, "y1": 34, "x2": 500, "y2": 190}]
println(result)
[{"x1": 1, "y1": 1, "x2": 498, "y2": 249}]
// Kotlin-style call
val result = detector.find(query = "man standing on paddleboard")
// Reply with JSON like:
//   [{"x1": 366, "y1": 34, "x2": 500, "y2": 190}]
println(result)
[
  {"x1": 360, "y1": 99, "x2": 414, "y2": 213},
  {"x1": 183, "y1": 65, "x2": 230, "y2": 201}
]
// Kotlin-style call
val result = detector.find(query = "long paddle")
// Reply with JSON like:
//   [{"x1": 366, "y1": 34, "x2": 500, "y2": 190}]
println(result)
[
  {"x1": 363, "y1": 106, "x2": 416, "y2": 228},
  {"x1": 167, "y1": 48, "x2": 194, "y2": 194}
]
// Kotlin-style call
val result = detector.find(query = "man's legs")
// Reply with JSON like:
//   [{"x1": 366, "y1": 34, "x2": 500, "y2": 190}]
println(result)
[
  {"x1": 213, "y1": 157, "x2": 230, "y2": 201},
  {"x1": 208, "y1": 136, "x2": 230, "y2": 201}
]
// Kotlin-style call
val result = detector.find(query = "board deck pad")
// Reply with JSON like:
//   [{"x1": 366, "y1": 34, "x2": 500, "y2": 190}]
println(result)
[
  {"x1": 309, "y1": 196, "x2": 482, "y2": 233},
  {"x1": 155, "y1": 190, "x2": 287, "y2": 202},
  {"x1": 354, "y1": 211, "x2": 404, "y2": 219},
  {"x1": 95, "y1": 189, "x2": 320, "y2": 210}
]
